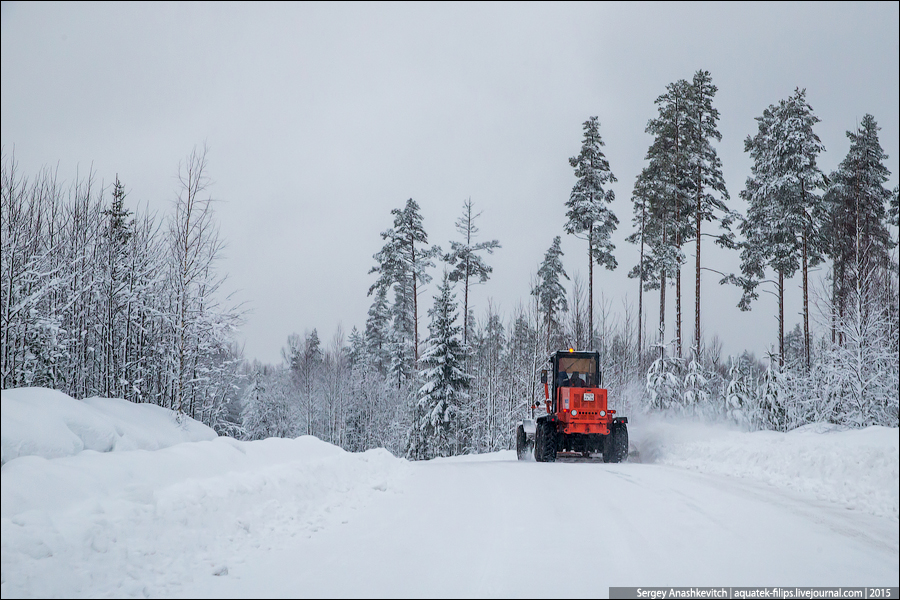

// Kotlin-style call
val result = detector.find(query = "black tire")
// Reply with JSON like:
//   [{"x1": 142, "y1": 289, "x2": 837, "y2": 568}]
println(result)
[
  {"x1": 516, "y1": 424, "x2": 526, "y2": 460},
  {"x1": 533, "y1": 421, "x2": 544, "y2": 462},
  {"x1": 606, "y1": 423, "x2": 629, "y2": 463},
  {"x1": 602, "y1": 433, "x2": 614, "y2": 463},
  {"x1": 540, "y1": 421, "x2": 558, "y2": 463}
]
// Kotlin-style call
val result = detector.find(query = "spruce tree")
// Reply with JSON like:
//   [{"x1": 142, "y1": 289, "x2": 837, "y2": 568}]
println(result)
[
  {"x1": 444, "y1": 198, "x2": 500, "y2": 346},
  {"x1": 565, "y1": 116, "x2": 618, "y2": 351},
  {"x1": 364, "y1": 285, "x2": 391, "y2": 375},
  {"x1": 369, "y1": 198, "x2": 440, "y2": 379},
  {"x1": 101, "y1": 175, "x2": 133, "y2": 397},
  {"x1": 415, "y1": 271, "x2": 470, "y2": 458},
  {"x1": 820, "y1": 114, "x2": 895, "y2": 343},
  {"x1": 532, "y1": 236, "x2": 569, "y2": 352}
]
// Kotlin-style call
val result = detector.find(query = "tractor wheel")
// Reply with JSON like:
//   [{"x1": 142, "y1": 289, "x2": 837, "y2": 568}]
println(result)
[
  {"x1": 606, "y1": 423, "x2": 629, "y2": 463},
  {"x1": 539, "y1": 421, "x2": 558, "y2": 463},
  {"x1": 602, "y1": 433, "x2": 614, "y2": 463},
  {"x1": 516, "y1": 424, "x2": 526, "y2": 460},
  {"x1": 533, "y1": 421, "x2": 544, "y2": 462}
]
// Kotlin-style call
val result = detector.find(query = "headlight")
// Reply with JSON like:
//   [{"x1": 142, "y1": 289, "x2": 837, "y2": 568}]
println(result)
[
  {"x1": 599, "y1": 410, "x2": 606, "y2": 416},
  {"x1": 571, "y1": 410, "x2": 578, "y2": 416}
]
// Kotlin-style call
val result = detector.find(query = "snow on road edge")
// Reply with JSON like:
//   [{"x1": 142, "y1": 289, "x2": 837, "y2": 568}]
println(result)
[
  {"x1": 631, "y1": 417, "x2": 899, "y2": 519},
  {"x1": 2, "y1": 437, "x2": 408, "y2": 598}
]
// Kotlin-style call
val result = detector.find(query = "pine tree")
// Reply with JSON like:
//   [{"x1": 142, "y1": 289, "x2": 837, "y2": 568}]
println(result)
[
  {"x1": 444, "y1": 199, "x2": 500, "y2": 347},
  {"x1": 764, "y1": 88, "x2": 826, "y2": 370},
  {"x1": 649, "y1": 79, "x2": 694, "y2": 358},
  {"x1": 820, "y1": 114, "x2": 895, "y2": 344},
  {"x1": 532, "y1": 236, "x2": 569, "y2": 352},
  {"x1": 565, "y1": 116, "x2": 618, "y2": 351},
  {"x1": 734, "y1": 99, "x2": 811, "y2": 366},
  {"x1": 369, "y1": 198, "x2": 440, "y2": 380},
  {"x1": 685, "y1": 70, "x2": 734, "y2": 358},
  {"x1": 415, "y1": 271, "x2": 470, "y2": 458}
]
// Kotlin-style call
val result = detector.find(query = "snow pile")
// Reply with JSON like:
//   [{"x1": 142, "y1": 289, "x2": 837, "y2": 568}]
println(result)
[
  {"x1": 632, "y1": 417, "x2": 899, "y2": 519},
  {"x1": 1, "y1": 388, "x2": 407, "y2": 598},
  {"x1": 1, "y1": 388, "x2": 217, "y2": 465}
]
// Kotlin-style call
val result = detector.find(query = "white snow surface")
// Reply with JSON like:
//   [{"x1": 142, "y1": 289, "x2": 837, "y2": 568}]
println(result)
[
  {"x1": 632, "y1": 416, "x2": 900, "y2": 519},
  {"x1": 1, "y1": 388, "x2": 216, "y2": 465},
  {"x1": 1, "y1": 388, "x2": 898, "y2": 598}
]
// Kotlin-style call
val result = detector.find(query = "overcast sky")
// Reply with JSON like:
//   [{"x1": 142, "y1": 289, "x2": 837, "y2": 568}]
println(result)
[{"x1": 2, "y1": 2, "x2": 898, "y2": 366}]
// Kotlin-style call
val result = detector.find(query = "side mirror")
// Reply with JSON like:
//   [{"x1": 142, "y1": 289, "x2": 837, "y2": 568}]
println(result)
[{"x1": 540, "y1": 370, "x2": 547, "y2": 384}]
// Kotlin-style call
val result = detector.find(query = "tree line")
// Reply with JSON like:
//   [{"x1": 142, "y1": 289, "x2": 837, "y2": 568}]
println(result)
[
  {"x1": 1, "y1": 146, "x2": 244, "y2": 434},
  {"x1": 3, "y1": 70, "x2": 898, "y2": 455}
]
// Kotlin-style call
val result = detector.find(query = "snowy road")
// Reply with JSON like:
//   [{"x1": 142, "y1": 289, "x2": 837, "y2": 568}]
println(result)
[
  {"x1": 3, "y1": 392, "x2": 898, "y2": 599},
  {"x1": 175, "y1": 451, "x2": 899, "y2": 598}
]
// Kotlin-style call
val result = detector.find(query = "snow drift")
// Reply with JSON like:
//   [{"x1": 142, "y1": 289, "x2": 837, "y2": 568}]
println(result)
[
  {"x1": 1, "y1": 388, "x2": 216, "y2": 465},
  {"x1": 1, "y1": 388, "x2": 406, "y2": 598},
  {"x1": 631, "y1": 416, "x2": 899, "y2": 519}
]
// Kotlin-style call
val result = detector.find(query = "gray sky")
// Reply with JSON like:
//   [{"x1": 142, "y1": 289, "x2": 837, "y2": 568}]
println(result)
[{"x1": 2, "y1": 2, "x2": 898, "y2": 366}]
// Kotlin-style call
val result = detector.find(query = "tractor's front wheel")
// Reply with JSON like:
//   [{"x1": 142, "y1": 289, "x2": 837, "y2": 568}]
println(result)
[{"x1": 539, "y1": 421, "x2": 558, "y2": 463}]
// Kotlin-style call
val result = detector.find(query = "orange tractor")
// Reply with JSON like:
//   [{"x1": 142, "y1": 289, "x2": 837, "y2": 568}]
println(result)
[{"x1": 516, "y1": 350, "x2": 628, "y2": 463}]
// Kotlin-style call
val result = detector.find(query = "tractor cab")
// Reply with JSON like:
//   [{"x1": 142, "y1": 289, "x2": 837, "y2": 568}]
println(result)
[
  {"x1": 543, "y1": 350, "x2": 602, "y2": 414},
  {"x1": 541, "y1": 350, "x2": 600, "y2": 412}
]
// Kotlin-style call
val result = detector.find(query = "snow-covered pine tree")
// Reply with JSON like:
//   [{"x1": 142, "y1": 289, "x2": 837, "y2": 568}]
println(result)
[
  {"x1": 444, "y1": 199, "x2": 500, "y2": 347},
  {"x1": 565, "y1": 116, "x2": 618, "y2": 351},
  {"x1": 369, "y1": 198, "x2": 440, "y2": 380},
  {"x1": 646, "y1": 79, "x2": 694, "y2": 359},
  {"x1": 685, "y1": 70, "x2": 734, "y2": 358},
  {"x1": 414, "y1": 271, "x2": 470, "y2": 459},
  {"x1": 646, "y1": 353, "x2": 684, "y2": 413},
  {"x1": 820, "y1": 114, "x2": 895, "y2": 346},
  {"x1": 626, "y1": 165, "x2": 660, "y2": 359},
  {"x1": 532, "y1": 236, "x2": 569, "y2": 352},
  {"x1": 764, "y1": 88, "x2": 827, "y2": 370},
  {"x1": 734, "y1": 102, "x2": 802, "y2": 366},
  {"x1": 724, "y1": 354, "x2": 757, "y2": 427}
]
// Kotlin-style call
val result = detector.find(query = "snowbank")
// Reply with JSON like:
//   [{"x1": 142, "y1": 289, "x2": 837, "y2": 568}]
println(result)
[
  {"x1": 631, "y1": 417, "x2": 899, "y2": 519},
  {"x1": 1, "y1": 388, "x2": 217, "y2": 465},
  {"x1": 1, "y1": 387, "x2": 407, "y2": 598}
]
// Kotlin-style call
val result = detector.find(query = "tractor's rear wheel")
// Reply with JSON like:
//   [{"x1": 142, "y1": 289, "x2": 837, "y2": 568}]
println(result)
[{"x1": 516, "y1": 424, "x2": 526, "y2": 460}]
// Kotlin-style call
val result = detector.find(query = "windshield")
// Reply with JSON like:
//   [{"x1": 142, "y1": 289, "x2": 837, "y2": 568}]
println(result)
[{"x1": 556, "y1": 356, "x2": 597, "y2": 387}]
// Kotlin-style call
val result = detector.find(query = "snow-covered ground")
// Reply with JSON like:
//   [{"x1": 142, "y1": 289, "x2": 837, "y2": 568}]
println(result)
[{"x1": 2, "y1": 388, "x2": 898, "y2": 598}]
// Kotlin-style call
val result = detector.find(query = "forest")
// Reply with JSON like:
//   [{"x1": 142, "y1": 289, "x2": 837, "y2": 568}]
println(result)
[{"x1": 2, "y1": 71, "x2": 898, "y2": 459}]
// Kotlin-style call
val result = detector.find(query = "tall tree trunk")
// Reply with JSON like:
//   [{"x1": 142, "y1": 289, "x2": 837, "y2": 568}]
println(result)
[
  {"x1": 802, "y1": 229, "x2": 810, "y2": 370},
  {"x1": 411, "y1": 237, "x2": 418, "y2": 366},
  {"x1": 659, "y1": 269, "x2": 666, "y2": 360},
  {"x1": 675, "y1": 192, "x2": 682, "y2": 359},
  {"x1": 675, "y1": 266, "x2": 682, "y2": 359},
  {"x1": 695, "y1": 184, "x2": 702, "y2": 358},
  {"x1": 463, "y1": 258, "x2": 470, "y2": 347},
  {"x1": 637, "y1": 224, "x2": 644, "y2": 359},
  {"x1": 588, "y1": 224, "x2": 594, "y2": 351},
  {"x1": 778, "y1": 269, "x2": 785, "y2": 368}
]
